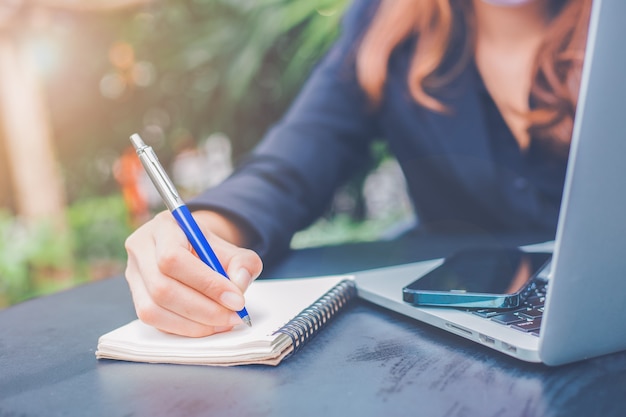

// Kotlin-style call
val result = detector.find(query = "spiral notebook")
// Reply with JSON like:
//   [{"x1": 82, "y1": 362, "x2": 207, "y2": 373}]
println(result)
[{"x1": 96, "y1": 275, "x2": 356, "y2": 366}]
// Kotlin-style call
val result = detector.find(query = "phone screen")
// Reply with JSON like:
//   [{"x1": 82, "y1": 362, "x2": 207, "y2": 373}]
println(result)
[{"x1": 402, "y1": 248, "x2": 551, "y2": 308}]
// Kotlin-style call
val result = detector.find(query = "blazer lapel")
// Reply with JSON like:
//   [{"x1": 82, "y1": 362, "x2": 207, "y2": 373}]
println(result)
[{"x1": 426, "y1": 61, "x2": 504, "y2": 209}]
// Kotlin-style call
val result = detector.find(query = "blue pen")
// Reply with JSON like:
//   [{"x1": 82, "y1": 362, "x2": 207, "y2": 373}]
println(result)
[{"x1": 130, "y1": 133, "x2": 252, "y2": 327}]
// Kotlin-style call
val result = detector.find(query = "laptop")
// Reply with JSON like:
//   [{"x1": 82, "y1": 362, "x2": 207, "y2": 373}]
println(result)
[{"x1": 355, "y1": 0, "x2": 626, "y2": 366}]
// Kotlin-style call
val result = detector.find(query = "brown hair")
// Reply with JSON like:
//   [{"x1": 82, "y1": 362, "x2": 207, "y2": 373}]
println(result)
[{"x1": 356, "y1": 0, "x2": 592, "y2": 150}]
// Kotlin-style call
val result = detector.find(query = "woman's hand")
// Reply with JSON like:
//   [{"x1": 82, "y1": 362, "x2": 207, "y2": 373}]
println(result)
[{"x1": 124, "y1": 210, "x2": 263, "y2": 337}]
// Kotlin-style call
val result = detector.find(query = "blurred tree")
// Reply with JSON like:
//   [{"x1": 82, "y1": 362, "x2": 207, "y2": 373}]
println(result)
[
  {"x1": 1, "y1": 0, "x2": 351, "y2": 211},
  {"x1": 49, "y1": 0, "x2": 350, "y2": 200},
  {"x1": 0, "y1": 0, "x2": 150, "y2": 227}
]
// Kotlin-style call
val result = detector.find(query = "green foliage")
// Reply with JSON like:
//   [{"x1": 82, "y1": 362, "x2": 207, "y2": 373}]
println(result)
[
  {"x1": 0, "y1": 213, "x2": 32, "y2": 304},
  {"x1": 66, "y1": 194, "x2": 133, "y2": 262},
  {"x1": 291, "y1": 213, "x2": 409, "y2": 250},
  {"x1": 50, "y1": 0, "x2": 351, "y2": 200},
  {"x1": 0, "y1": 211, "x2": 73, "y2": 306},
  {"x1": 291, "y1": 214, "x2": 378, "y2": 249},
  {"x1": 0, "y1": 195, "x2": 132, "y2": 308},
  {"x1": 130, "y1": 0, "x2": 351, "y2": 149}
]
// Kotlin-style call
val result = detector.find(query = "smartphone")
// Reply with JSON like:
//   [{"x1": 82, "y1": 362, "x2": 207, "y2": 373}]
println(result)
[{"x1": 402, "y1": 248, "x2": 552, "y2": 309}]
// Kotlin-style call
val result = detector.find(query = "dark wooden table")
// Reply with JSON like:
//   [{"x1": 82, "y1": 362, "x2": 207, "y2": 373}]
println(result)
[{"x1": 2, "y1": 232, "x2": 625, "y2": 417}]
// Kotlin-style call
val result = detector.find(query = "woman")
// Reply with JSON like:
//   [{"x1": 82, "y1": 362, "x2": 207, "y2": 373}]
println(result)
[{"x1": 124, "y1": 0, "x2": 591, "y2": 337}]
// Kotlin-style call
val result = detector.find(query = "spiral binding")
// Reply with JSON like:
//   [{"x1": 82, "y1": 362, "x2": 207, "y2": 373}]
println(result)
[{"x1": 273, "y1": 279, "x2": 357, "y2": 357}]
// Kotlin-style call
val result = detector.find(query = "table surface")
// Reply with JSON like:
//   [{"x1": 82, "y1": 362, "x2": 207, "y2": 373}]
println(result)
[{"x1": 2, "y1": 232, "x2": 625, "y2": 417}]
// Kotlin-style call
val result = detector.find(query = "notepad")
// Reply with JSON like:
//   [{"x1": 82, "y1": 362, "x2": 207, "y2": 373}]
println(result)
[{"x1": 96, "y1": 275, "x2": 356, "y2": 366}]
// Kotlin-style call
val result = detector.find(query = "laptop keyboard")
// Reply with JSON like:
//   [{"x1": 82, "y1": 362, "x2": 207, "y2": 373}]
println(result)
[{"x1": 466, "y1": 259, "x2": 552, "y2": 337}]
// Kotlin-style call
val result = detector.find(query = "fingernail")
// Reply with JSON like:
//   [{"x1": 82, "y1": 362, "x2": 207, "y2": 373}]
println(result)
[
  {"x1": 228, "y1": 313, "x2": 243, "y2": 326},
  {"x1": 232, "y1": 269, "x2": 252, "y2": 290},
  {"x1": 220, "y1": 292, "x2": 244, "y2": 310}
]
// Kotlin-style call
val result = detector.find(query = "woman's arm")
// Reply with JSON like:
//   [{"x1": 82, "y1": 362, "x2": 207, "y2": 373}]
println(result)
[{"x1": 188, "y1": 0, "x2": 382, "y2": 263}]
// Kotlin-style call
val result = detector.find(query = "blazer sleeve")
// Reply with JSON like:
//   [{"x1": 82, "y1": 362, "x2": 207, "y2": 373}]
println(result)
[{"x1": 187, "y1": 0, "x2": 382, "y2": 263}]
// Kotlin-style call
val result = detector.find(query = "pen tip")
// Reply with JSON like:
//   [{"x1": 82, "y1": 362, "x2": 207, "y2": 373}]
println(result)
[{"x1": 242, "y1": 316, "x2": 252, "y2": 327}]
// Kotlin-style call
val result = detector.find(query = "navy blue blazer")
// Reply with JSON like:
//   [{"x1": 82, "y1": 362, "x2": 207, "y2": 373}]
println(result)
[{"x1": 188, "y1": 0, "x2": 568, "y2": 263}]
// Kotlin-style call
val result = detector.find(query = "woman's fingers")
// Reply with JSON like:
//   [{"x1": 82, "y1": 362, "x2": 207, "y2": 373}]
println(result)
[
  {"x1": 129, "y1": 269, "x2": 235, "y2": 337},
  {"x1": 124, "y1": 210, "x2": 263, "y2": 337},
  {"x1": 151, "y1": 216, "x2": 246, "y2": 309},
  {"x1": 126, "y1": 246, "x2": 241, "y2": 336}
]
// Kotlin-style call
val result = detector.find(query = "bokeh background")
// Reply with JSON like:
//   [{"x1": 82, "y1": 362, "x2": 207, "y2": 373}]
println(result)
[{"x1": 0, "y1": 0, "x2": 413, "y2": 308}]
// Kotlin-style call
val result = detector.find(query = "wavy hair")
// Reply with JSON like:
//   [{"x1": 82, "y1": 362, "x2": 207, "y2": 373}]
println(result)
[{"x1": 356, "y1": 0, "x2": 592, "y2": 151}]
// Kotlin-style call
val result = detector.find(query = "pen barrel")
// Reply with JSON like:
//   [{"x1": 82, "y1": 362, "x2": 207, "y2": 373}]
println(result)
[
  {"x1": 172, "y1": 206, "x2": 250, "y2": 320},
  {"x1": 171, "y1": 206, "x2": 228, "y2": 277}
]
